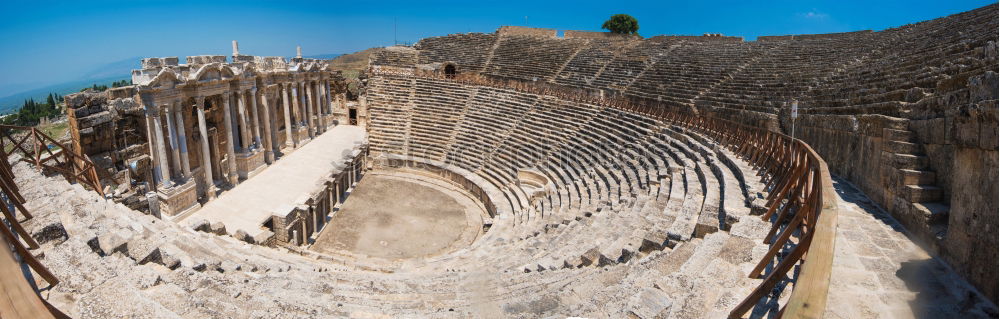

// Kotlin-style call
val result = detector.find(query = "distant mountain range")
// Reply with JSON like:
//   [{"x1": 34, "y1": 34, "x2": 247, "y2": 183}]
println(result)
[
  {"x1": 0, "y1": 75, "x2": 131, "y2": 114},
  {"x1": 0, "y1": 53, "x2": 343, "y2": 115},
  {"x1": 304, "y1": 53, "x2": 343, "y2": 60}
]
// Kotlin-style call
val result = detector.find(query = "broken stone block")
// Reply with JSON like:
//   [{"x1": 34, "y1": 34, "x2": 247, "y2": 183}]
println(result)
[
  {"x1": 233, "y1": 229, "x2": 254, "y2": 244},
  {"x1": 159, "y1": 253, "x2": 181, "y2": 270},
  {"x1": 190, "y1": 219, "x2": 211, "y2": 233},
  {"x1": 30, "y1": 220, "x2": 67, "y2": 245},
  {"x1": 252, "y1": 230, "x2": 274, "y2": 246},
  {"x1": 210, "y1": 222, "x2": 227, "y2": 235},
  {"x1": 126, "y1": 239, "x2": 161, "y2": 265},
  {"x1": 97, "y1": 232, "x2": 130, "y2": 256},
  {"x1": 628, "y1": 288, "x2": 673, "y2": 318},
  {"x1": 969, "y1": 71, "x2": 999, "y2": 103}
]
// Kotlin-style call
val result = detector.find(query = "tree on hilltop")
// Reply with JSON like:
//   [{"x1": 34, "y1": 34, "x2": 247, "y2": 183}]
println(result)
[{"x1": 602, "y1": 14, "x2": 639, "y2": 35}]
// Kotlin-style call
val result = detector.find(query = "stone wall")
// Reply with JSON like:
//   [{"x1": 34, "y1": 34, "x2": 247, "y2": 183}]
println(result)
[
  {"x1": 497, "y1": 26, "x2": 557, "y2": 38},
  {"x1": 656, "y1": 35, "x2": 744, "y2": 42},
  {"x1": 378, "y1": 157, "x2": 497, "y2": 219},
  {"x1": 792, "y1": 72, "x2": 999, "y2": 301},
  {"x1": 66, "y1": 88, "x2": 151, "y2": 210},
  {"x1": 186, "y1": 55, "x2": 227, "y2": 65},
  {"x1": 757, "y1": 30, "x2": 874, "y2": 41},
  {"x1": 563, "y1": 30, "x2": 637, "y2": 40}
]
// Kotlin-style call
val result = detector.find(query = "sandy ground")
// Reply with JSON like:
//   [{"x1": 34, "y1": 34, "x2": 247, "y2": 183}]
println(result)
[{"x1": 310, "y1": 172, "x2": 482, "y2": 259}]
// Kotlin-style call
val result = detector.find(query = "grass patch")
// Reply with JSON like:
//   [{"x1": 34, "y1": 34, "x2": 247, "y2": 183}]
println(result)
[
  {"x1": 39, "y1": 121, "x2": 69, "y2": 140},
  {"x1": 2, "y1": 121, "x2": 69, "y2": 154}
]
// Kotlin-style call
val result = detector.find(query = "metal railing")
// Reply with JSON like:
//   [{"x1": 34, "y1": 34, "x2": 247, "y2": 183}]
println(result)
[
  {"x1": 371, "y1": 70, "x2": 839, "y2": 318},
  {"x1": 0, "y1": 125, "x2": 103, "y2": 197}
]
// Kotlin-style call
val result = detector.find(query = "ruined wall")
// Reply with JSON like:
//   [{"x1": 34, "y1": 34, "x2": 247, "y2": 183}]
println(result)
[
  {"x1": 563, "y1": 30, "x2": 638, "y2": 40},
  {"x1": 66, "y1": 87, "x2": 151, "y2": 210},
  {"x1": 757, "y1": 30, "x2": 874, "y2": 41},
  {"x1": 497, "y1": 26, "x2": 557, "y2": 38},
  {"x1": 654, "y1": 35, "x2": 745, "y2": 42},
  {"x1": 369, "y1": 47, "x2": 419, "y2": 68}
]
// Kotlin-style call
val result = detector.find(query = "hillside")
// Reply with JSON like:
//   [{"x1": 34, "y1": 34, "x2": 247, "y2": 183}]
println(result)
[
  {"x1": 326, "y1": 48, "x2": 377, "y2": 79},
  {"x1": 0, "y1": 75, "x2": 130, "y2": 114}
]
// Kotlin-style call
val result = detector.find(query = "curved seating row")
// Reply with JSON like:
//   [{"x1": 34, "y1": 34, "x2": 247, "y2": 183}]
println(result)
[{"x1": 366, "y1": 74, "x2": 765, "y2": 276}]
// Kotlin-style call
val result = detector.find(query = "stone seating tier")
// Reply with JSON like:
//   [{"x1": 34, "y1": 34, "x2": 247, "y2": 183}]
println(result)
[
  {"x1": 391, "y1": 4, "x2": 997, "y2": 126},
  {"x1": 366, "y1": 73, "x2": 760, "y2": 269}
]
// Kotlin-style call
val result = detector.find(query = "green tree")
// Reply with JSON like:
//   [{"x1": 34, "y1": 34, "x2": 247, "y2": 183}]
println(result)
[{"x1": 602, "y1": 14, "x2": 639, "y2": 35}]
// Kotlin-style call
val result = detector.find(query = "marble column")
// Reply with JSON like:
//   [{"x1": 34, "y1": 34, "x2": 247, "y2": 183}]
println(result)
[
  {"x1": 236, "y1": 90, "x2": 251, "y2": 152},
  {"x1": 221, "y1": 93, "x2": 239, "y2": 186},
  {"x1": 164, "y1": 103, "x2": 183, "y2": 181},
  {"x1": 302, "y1": 82, "x2": 314, "y2": 138},
  {"x1": 196, "y1": 97, "x2": 216, "y2": 199},
  {"x1": 144, "y1": 112, "x2": 162, "y2": 190},
  {"x1": 301, "y1": 82, "x2": 311, "y2": 134},
  {"x1": 314, "y1": 81, "x2": 325, "y2": 132},
  {"x1": 349, "y1": 160, "x2": 355, "y2": 186},
  {"x1": 295, "y1": 83, "x2": 312, "y2": 137},
  {"x1": 249, "y1": 87, "x2": 262, "y2": 150},
  {"x1": 309, "y1": 82, "x2": 318, "y2": 136},
  {"x1": 260, "y1": 89, "x2": 275, "y2": 163},
  {"x1": 284, "y1": 84, "x2": 296, "y2": 147},
  {"x1": 174, "y1": 101, "x2": 192, "y2": 179},
  {"x1": 150, "y1": 105, "x2": 173, "y2": 188},
  {"x1": 325, "y1": 80, "x2": 334, "y2": 117}
]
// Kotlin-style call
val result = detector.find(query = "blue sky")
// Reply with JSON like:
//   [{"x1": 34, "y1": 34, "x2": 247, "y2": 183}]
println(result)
[{"x1": 0, "y1": 0, "x2": 994, "y2": 95}]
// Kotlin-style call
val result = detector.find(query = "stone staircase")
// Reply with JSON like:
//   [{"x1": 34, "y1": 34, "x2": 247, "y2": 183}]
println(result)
[{"x1": 883, "y1": 127, "x2": 950, "y2": 242}]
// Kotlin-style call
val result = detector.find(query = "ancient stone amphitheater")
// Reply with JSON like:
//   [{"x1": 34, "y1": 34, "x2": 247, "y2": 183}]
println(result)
[{"x1": 0, "y1": 4, "x2": 996, "y2": 319}]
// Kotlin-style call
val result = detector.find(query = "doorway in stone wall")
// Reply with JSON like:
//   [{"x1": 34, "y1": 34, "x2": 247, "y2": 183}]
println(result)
[
  {"x1": 444, "y1": 64, "x2": 456, "y2": 78},
  {"x1": 349, "y1": 108, "x2": 358, "y2": 125}
]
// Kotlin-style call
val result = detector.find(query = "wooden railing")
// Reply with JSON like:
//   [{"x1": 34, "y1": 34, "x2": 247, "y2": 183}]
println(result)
[
  {"x1": 371, "y1": 70, "x2": 839, "y2": 319},
  {"x1": 0, "y1": 150, "x2": 67, "y2": 318},
  {"x1": 676, "y1": 115, "x2": 838, "y2": 319},
  {"x1": 0, "y1": 125, "x2": 103, "y2": 197}
]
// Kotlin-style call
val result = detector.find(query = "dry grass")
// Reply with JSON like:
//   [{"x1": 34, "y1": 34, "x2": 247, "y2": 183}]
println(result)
[{"x1": 326, "y1": 48, "x2": 380, "y2": 79}]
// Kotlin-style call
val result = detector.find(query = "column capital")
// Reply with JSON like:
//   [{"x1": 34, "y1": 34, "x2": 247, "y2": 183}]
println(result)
[
  {"x1": 250, "y1": 87, "x2": 258, "y2": 94},
  {"x1": 144, "y1": 104, "x2": 160, "y2": 117},
  {"x1": 195, "y1": 95, "x2": 206, "y2": 105}
]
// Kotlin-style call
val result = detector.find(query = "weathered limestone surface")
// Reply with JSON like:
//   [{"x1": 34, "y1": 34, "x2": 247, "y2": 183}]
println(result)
[
  {"x1": 18, "y1": 68, "x2": 998, "y2": 317},
  {"x1": 11, "y1": 3, "x2": 995, "y2": 317},
  {"x1": 397, "y1": 4, "x2": 1000, "y2": 300}
]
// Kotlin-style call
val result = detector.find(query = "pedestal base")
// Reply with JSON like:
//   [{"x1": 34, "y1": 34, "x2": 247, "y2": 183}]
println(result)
[
  {"x1": 157, "y1": 179, "x2": 201, "y2": 218},
  {"x1": 237, "y1": 150, "x2": 267, "y2": 180}
]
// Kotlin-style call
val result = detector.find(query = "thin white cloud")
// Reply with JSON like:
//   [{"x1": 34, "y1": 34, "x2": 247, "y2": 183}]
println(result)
[{"x1": 797, "y1": 10, "x2": 830, "y2": 20}]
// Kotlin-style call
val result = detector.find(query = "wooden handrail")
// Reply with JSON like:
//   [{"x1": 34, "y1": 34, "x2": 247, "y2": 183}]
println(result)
[
  {"x1": 369, "y1": 70, "x2": 839, "y2": 319},
  {"x1": 0, "y1": 233, "x2": 55, "y2": 319},
  {"x1": 0, "y1": 125, "x2": 103, "y2": 197},
  {"x1": 0, "y1": 152, "x2": 63, "y2": 318}
]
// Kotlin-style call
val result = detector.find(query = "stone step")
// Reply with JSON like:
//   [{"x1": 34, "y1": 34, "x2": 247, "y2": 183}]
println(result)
[
  {"x1": 897, "y1": 169, "x2": 937, "y2": 185},
  {"x1": 883, "y1": 128, "x2": 917, "y2": 142},
  {"x1": 913, "y1": 202, "x2": 950, "y2": 224},
  {"x1": 883, "y1": 152, "x2": 929, "y2": 170},
  {"x1": 902, "y1": 184, "x2": 943, "y2": 203},
  {"x1": 883, "y1": 140, "x2": 923, "y2": 154}
]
